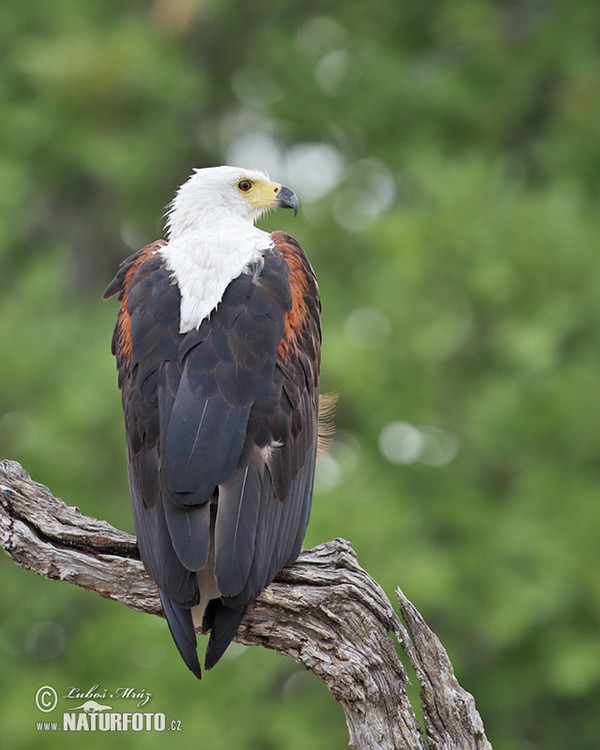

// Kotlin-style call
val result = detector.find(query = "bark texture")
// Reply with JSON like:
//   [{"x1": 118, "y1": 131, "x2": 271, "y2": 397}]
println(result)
[{"x1": 0, "y1": 459, "x2": 492, "y2": 750}]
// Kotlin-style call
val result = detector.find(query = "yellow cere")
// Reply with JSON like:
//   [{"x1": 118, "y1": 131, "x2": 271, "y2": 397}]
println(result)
[{"x1": 237, "y1": 178, "x2": 282, "y2": 210}]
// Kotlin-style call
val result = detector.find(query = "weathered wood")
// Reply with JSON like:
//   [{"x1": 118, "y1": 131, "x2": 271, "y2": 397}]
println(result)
[
  {"x1": 0, "y1": 459, "x2": 492, "y2": 749},
  {"x1": 395, "y1": 589, "x2": 492, "y2": 750}
]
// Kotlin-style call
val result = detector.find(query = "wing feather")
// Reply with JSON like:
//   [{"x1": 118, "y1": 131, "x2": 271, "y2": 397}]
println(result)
[
  {"x1": 214, "y1": 459, "x2": 264, "y2": 596},
  {"x1": 162, "y1": 499, "x2": 211, "y2": 571},
  {"x1": 127, "y1": 452, "x2": 199, "y2": 606}
]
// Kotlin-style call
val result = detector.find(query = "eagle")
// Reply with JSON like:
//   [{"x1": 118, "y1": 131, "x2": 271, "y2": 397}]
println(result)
[{"x1": 104, "y1": 166, "x2": 321, "y2": 678}]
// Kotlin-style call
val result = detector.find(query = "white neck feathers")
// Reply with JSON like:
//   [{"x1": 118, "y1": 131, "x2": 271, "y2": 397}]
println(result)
[{"x1": 159, "y1": 217, "x2": 273, "y2": 333}]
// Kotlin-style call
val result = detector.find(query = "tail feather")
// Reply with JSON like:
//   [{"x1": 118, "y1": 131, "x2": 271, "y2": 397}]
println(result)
[
  {"x1": 203, "y1": 601, "x2": 248, "y2": 670},
  {"x1": 160, "y1": 591, "x2": 202, "y2": 679}
]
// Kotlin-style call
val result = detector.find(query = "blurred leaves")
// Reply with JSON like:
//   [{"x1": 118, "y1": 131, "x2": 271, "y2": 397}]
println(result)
[{"x1": 1, "y1": 1, "x2": 600, "y2": 749}]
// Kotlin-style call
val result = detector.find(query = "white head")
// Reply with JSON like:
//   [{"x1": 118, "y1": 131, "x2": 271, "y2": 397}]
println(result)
[{"x1": 165, "y1": 166, "x2": 299, "y2": 240}]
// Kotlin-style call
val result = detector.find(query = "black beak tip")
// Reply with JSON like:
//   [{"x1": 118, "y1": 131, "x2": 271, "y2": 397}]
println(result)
[{"x1": 277, "y1": 185, "x2": 299, "y2": 217}]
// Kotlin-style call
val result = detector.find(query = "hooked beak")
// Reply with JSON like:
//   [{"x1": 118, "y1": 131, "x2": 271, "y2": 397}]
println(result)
[{"x1": 275, "y1": 185, "x2": 299, "y2": 217}]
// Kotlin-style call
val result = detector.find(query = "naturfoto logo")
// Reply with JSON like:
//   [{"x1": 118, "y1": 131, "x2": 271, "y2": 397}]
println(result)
[{"x1": 34, "y1": 684, "x2": 183, "y2": 734}]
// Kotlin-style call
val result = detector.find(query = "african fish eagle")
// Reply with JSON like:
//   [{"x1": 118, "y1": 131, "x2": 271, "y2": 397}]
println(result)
[{"x1": 104, "y1": 166, "x2": 321, "y2": 678}]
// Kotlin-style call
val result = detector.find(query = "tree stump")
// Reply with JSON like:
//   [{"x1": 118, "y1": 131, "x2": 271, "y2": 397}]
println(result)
[{"x1": 0, "y1": 459, "x2": 491, "y2": 749}]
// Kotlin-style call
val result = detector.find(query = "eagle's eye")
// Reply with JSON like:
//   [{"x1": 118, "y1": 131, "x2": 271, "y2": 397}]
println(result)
[{"x1": 237, "y1": 179, "x2": 253, "y2": 193}]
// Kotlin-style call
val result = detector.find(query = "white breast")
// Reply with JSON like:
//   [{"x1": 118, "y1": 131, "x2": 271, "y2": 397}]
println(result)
[{"x1": 159, "y1": 220, "x2": 274, "y2": 333}]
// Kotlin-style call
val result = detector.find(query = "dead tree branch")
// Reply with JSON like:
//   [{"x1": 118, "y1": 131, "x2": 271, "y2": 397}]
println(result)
[{"x1": 0, "y1": 459, "x2": 492, "y2": 750}]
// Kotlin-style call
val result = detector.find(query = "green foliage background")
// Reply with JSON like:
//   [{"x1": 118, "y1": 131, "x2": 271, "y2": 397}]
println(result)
[{"x1": 1, "y1": 1, "x2": 600, "y2": 748}]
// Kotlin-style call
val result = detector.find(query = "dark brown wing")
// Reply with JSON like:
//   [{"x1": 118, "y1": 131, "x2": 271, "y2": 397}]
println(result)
[
  {"x1": 214, "y1": 232, "x2": 321, "y2": 599},
  {"x1": 104, "y1": 232, "x2": 321, "y2": 676}
]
